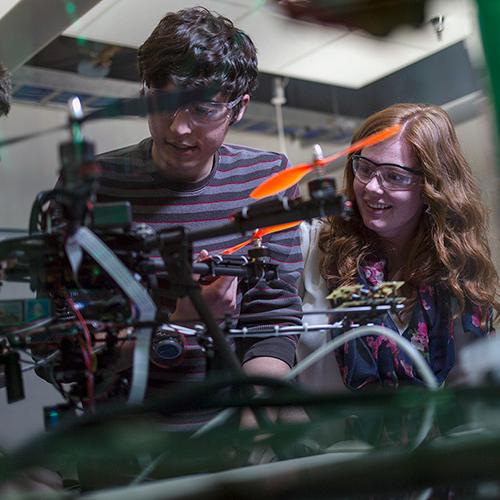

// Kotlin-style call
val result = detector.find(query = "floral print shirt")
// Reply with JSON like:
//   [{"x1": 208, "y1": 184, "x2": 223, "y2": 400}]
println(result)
[{"x1": 335, "y1": 259, "x2": 495, "y2": 389}]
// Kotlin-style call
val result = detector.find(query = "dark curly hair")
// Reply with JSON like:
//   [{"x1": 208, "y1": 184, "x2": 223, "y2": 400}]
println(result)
[
  {"x1": 0, "y1": 62, "x2": 11, "y2": 116},
  {"x1": 137, "y1": 6, "x2": 258, "y2": 102}
]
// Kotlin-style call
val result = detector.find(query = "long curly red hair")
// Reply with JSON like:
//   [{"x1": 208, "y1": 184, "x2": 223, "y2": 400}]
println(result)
[{"x1": 319, "y1": 103, "x2": 499, "y2": 324}]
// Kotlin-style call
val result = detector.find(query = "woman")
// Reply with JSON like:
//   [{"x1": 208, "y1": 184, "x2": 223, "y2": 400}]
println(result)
[{"x1": 298, "y1": 103, "x2": 498, "y2": 390}]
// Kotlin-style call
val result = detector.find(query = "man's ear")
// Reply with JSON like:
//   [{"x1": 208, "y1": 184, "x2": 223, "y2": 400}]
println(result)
[{"x1": 233, "y1": 94, "x2": 250, "y2": 124}]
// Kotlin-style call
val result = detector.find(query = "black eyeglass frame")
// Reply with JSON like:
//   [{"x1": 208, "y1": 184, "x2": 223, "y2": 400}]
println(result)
[{"x1": 351, "y1": 154, "x2": 424, "y2": 177}]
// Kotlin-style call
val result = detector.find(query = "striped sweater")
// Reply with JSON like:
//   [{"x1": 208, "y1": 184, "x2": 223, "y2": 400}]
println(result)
[{"x1": 96, "y1": 138, "x2": 303, "y2": 396}]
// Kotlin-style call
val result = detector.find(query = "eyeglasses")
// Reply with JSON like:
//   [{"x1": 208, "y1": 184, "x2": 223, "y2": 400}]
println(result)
[
  {"x1": 148, "y1": 90, "x2": 242, "y2": 125},
  {"x1": 351, "y1": 154, "x2": 423, "y2": 190}
]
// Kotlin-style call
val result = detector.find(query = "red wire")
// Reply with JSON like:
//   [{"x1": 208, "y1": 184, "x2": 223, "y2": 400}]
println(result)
[{"x1": 66, "y1": 296, "x2": 95, "y2": 411}]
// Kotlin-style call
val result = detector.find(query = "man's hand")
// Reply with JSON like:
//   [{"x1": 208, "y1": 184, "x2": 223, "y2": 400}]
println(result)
[
  {"x1": 170, "y1": 274, "x2": 238, "y2": 323},
  {"x1": 170, "y1": 249, "x2": 238, "y2": 323},
  {"x1": 241, "y1": 357, "x2": 309, "y2": 428}
]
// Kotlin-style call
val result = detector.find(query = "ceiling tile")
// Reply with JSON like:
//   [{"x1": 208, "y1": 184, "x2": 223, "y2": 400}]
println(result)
[
  {"x1": 64, "y1": 0, "x2": 248, "y2": 47},
  {"x1": 237, "y1": 10, "x2": 347, "y2": 73},
  {"x1": 281, "y1": 33, "x2": 427, "y2": 89},
  {"x1": 61, "y1": 0, "x2": 477, "y2": 89}
]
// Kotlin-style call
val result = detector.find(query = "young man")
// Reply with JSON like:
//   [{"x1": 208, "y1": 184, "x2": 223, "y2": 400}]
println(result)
[{"x1": 96, "y1": 7, "x2": 303, "y2": 402}]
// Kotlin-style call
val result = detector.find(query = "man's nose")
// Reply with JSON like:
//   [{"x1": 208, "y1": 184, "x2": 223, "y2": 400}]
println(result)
[{"x1": 169, "y1": 108, "x2": 192, "y2": 134}]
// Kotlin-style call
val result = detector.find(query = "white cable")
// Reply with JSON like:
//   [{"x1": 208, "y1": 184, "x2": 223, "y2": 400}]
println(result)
[
  {"x1": 72, "y1": 227, "x2": 157, "y2": 405},
  {"x1": 22, "y1": 349, "x2": 60, "y2": 372},
  {"x1": 192, "y1": 407, "x2": 233, "y2": 438},
  {"x1": 195, "y1": 325, "x2": 439, "y2": 439},
  {"x1": 286, "y1": 325, "x2": 439, "y2": 390},
  {"x1": 288, "y1": 325, "x2": 439, "y2": 448}
]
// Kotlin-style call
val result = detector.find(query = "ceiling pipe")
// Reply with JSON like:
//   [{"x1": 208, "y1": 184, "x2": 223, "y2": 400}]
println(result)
[{"x1": 271, "y1": 76, "x2": 288, "y2": 155}]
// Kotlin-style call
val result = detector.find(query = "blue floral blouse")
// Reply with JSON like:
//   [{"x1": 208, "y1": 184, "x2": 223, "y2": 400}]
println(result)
[{"x1": 334, "y1": 259, "x2": 495, "y2": 389}]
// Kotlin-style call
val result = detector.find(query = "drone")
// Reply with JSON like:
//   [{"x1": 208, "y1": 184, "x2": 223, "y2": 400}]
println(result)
[{"x1": 0, "y1": 89, "x2": 399, "y2": 412}]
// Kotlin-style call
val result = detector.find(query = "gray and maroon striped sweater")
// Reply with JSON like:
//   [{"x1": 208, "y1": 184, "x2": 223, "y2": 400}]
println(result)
[{"x1": 96, "y1": 138, "x2": 303, "y2": 407}]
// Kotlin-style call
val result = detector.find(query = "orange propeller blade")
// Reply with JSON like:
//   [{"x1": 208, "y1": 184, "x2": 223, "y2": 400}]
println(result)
[
  {"x1": 222, "y1": 238, "x2": 253, "y2": 255},
  {"x1": 317, "y1": 124, "x2": 401, "y2": 167},
  {"x1": 250, "y1": 163, "x2": 312, "y2": 200},
  {"x1": 250, "y1": 124, "x2": 401, "y2": 200},
  {"x1": 221, "y1": 221, "x2": 302, "y2": 255},
  {"x1": 253, "y1": 221, "x2": 302, "y2": 239}
]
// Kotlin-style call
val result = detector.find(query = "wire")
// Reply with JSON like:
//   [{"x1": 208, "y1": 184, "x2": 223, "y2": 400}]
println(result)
[
  {"x1": 128, "y1": 451, "x2": 168, "y2": 486},
  {"x1": 71, "y1": 227, "x2": 156, "y2": 405},
  {"x1": 196, "y1": 325, "x2": 439, "y2": 437},
  {"x1": 21, "y1": 350, "x2": 60, "y2": 373},
  {"x1": 286, "y1": 324, "x2": 438, "y2": 449},
  {"x1": 192, "y1": 407, "x2": 233, "y2": 438},
  {"x1": 66, "y1": 296, "x2": 95, "y2": 411},
  {"x1": 286, "y1": 325, "x2": 439, "y2": 390},
  {"x1": 0, "y1": 317, "x2": 54, "y2": 337},
  {"x1": 154, "y1": 308, "x2": 395, "y2": 327}
]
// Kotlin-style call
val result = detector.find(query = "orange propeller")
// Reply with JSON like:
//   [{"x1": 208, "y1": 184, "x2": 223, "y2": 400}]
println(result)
[
  {"x1": 250, "y1": 124, "x2": 401, "y2": 200},
  {"x1": 221, "y1": 221, "x2": 302, "y2": 255}
]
